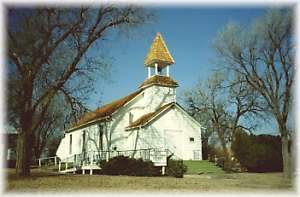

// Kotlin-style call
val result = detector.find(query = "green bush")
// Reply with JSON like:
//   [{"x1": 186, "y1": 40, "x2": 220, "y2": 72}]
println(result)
[
  {"x1": 166, "y1": 159, "x2": 187, "y2": 178},
  {"x1": 101, "y1": 156, "x2": 160, "y2": 176}
]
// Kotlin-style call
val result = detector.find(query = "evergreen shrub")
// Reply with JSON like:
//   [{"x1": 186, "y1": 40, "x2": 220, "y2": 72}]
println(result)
[
  {"x1": 101, "y1": 156, "x2": 160, "y2": 176},
  {"x1": 166, "y1": 159, "x2": 187, "y2": 178}
]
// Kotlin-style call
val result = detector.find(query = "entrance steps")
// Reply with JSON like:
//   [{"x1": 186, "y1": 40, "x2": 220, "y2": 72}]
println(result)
[
  {"x1": 81, "y1": 164, "x2": 101, "y2": 170},
  {"x1": 59, "y1": 164, "x2": 101, "y2": 175},
  {"x1": 81, "y1": 164, "x2": 101, "y2": 175}
]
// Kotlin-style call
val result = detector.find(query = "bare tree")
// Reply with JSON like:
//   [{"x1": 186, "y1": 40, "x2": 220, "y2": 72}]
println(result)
[
  {"x1": 226, "y1": 74, "x2": 264, "y2": 141},
  {"x1": 184, "y1": 72, "x2": 231, "y2": 157},
  {"x1": 184, "y1": 71, "x2": 260, "y2": 159},
  {"x1": 8, "y1": 6, "x2": 152, "y2": 176},
  {"x1": 213, "y1": 9, "x2": 294, "y2": 178},
  {"x1": 32, "y1": 94, "x2": 69, "y2": 159}
]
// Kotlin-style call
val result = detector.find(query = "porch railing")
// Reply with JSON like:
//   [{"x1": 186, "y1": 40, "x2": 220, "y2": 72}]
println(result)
[
  {"x1": 37, "y1": 156, "x2": 58, "y2": 167},
  {"x1": 57, "y1": 148, "x2": 181, "y2": 172}
]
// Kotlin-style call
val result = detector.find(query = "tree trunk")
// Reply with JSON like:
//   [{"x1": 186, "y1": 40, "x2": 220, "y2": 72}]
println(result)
[
  {"x1": 34, "y1": 144, "x2": 43, "y2": 161},
  {"x1": 281, "y1": 134, "x2": 291, "y2": 179},
  {"x1": 221, "y1": 143, "x2": 229, "y2": 159},
  {"x1": 16, "y1": 84, "x2": 34, "y2": 177},
  {"x1": 202, "y1": 137, "x2": 208, "y2": 160},
  {"x1": 16, "y1": 131, "x2": 31, "y2": 176},
  {"x1": 280, "y1": 124, "x2": 291, "y2": 179},
  {"x1": 219, "y1": 133, "x2": 229, "y2": 159}
]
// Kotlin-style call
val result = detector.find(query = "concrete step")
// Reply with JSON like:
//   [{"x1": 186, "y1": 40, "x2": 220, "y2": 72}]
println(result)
[{"x1": 59, "y1": 167, "x2": 78, "y2": 173}]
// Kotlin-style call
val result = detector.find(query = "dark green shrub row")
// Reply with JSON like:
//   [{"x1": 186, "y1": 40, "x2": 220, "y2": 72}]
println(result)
[
  {"x1": 100, "y1": 156, "x2": 161, "y2": 176},
  {"x1": 99, "y1": 156, "x2": 188, "y2": 178},
  {"x1": 232, "y1": 130, "x2": 283, "y2": 172}
]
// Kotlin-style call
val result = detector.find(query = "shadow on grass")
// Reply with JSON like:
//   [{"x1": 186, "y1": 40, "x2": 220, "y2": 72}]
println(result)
[{"x1": 5, "y1": 168, "x2": 64, "y2": 181}]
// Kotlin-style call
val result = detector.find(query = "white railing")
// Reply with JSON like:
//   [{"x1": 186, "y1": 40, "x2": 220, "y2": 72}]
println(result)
[
  {"x1": 37, "y1": 156, "x2": 58, "y2": 167},
  {"x1": 56, "y1": 148, "x2": 182, "y2": 173}
]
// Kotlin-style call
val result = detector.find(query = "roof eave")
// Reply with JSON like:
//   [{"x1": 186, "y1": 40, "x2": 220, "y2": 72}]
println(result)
[
  {"x1": 110, "y1": 91, "x2": 144, "y2": 117},
  {"x1": 144, "y1": 60, "x2": 175, "y2": 67},
  {"x1": 65, "y1": 116, "x2": 111, "y2": 133},
  {"x1": 125, "y1": 103, "x2": 175, "y2": 131},
  {"x1": 125, "y1": 125, "x2": 143, "y2": 131},
  {"x1": 139, "y1": 83, "x2": 178, "y2": 89},
  {"x1": 67, "y1": 90, "x2": 143, "y2": 132},
  {"x1": 173, "y1": 103, "x2": 203, "y2": 128}
]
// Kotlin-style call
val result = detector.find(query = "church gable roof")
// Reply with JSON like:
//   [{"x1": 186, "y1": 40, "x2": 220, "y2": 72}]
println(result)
[
  {"x1": 139, "y1": 75, "x2": 178, "y2": 89},
  {"x1": 67, "y1": 89, "x2": 143, "y2": 132},
  {"x1": 125, "y1": 102, "x2": 202, "y2": 131},
  {"x1": 144, "y1": 32, "x2": 175, "y2": 67},
  {"x1": 126, "y1": 102, "x2": 175, "y2": 130}
]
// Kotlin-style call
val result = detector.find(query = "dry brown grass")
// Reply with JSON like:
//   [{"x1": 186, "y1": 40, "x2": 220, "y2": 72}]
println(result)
[{"x1": 4, "y1": 168, "x2": 294, "y2": 193}]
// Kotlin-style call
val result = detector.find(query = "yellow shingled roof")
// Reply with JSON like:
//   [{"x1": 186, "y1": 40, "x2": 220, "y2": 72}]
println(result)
[{"x1": 144, "y1": 32, "x2": 175, "y2": 68}]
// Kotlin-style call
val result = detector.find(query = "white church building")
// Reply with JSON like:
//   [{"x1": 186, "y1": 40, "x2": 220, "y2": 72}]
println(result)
[{"x1": 56, "y1": 33, "x2": 203, "y2": 172}]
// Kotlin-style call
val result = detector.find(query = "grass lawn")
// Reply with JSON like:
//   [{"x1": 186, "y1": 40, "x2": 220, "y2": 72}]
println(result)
[
  {"x1": 183, "y1": 160, "x2": 224, "y2": 174},
  {"x1": 4, "y1": 162, "x2": 295, "y2": 193}
]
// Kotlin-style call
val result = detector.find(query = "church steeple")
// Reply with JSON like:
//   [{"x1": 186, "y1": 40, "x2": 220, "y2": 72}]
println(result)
[{"x1": 144, "y1": 32, "x2": 175, "y2": 78}]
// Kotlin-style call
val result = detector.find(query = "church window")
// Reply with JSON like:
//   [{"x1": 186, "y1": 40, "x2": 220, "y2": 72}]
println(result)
[
  {"x1": 129, "y1": 112, "x2": 134, "y2": 124},
  {"x1": 99, "y1": 125, "x2": 104, "y2": 150},
  {"x1": 82, "y1": 130, "x2": 86, "y2": 152},
  {"x1": 69, "y1": 134, "x2": 72, "y2": 154},
  {"x1": 189, "y1": 137, "x2": 195, "y2": 142}
]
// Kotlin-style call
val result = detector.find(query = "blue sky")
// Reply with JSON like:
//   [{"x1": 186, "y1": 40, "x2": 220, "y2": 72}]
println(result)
[{"x1": 86, "y1": 6, "x2": 280, "y2": 134}]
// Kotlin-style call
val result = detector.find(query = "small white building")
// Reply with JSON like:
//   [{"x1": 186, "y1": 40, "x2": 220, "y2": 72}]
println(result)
[{"x1": 56, "y1": 33, "x2": 203, "y2": 168}]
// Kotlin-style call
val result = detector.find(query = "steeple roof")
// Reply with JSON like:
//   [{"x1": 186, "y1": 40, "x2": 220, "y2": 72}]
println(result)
[
  {"x1": 144, "y1": 32, "x2": 175, "y2": 68},
  {"x1": 139, "y1": 75, "x2": 178, "y2": 89}
]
